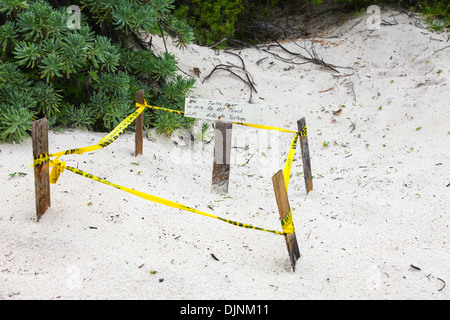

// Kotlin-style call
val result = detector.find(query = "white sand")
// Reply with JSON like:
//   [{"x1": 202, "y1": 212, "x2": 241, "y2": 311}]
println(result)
[{"x1": 1, "y1": 8, "x2": 449, "y2": 300}]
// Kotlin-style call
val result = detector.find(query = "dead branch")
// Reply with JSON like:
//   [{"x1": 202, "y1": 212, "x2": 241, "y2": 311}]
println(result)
[
  {"x1": 381, "y1": 12, "x2": 399, "y2": 26},
  {"x1": 259, "y1": 44, "x2": 311, "y2": 66},
  {"x1": 202, "y1": 51, "x2": 258, "y2": 103},
  {"x1": 261, "y1": 39, "x2": 341, "y2": 73},
  {"x1": 393, "y1": 7, "x2": 427, "y2": 29},
  {"x1": 434, "y1": 45, "x2": 450, "y2": 54}
]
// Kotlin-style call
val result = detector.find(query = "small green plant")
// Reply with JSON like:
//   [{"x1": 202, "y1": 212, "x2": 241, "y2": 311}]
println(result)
[
  {"x1": 200, "y1": 122, "x2": 209, "y2": 139},
  {"x1": 416, "y1": 126, "x2": 422, "y2": 131},
  {"x1": 198, "y1": 122, "x2": 214, "y2": 142},
  {"x1": 8, "y1": 171, "x2": 27, "y2": 178},
  {"x1": 322, "y1": 141, "x2": 330, "y2": 147}
]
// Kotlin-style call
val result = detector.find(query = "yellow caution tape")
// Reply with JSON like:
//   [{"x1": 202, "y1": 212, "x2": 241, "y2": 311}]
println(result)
[
  {"x1": 33, "y1": 100, "x2": 302, "y2": 237},
  {"x1": 49, "y1": 159, "x2": 66, "y2": 184},
  {"x1": 33, "y1": 153, "x2": 50, "y2": 167},
  {"x1": 281, "y1": 209, "x2": 295, "y2": 235},
  {"x1": 34, "y1": 102, "x2": 297, "y2": 168},
  {"x1": 48, "y1": 159, "x2": 290, "y2": 236},
  {"x1": 138, "y1": 100, "x2": 298, "y2": 234},
  {"x1": 234, "y1": 122, "x2": 297, "y2": 133},
  {"x1": 136, "y1": 102, "x2": 184, "y2": 115},
  {"x1": 98, "y1": 106, "x2": 146, "y2": 147},
  {"x1": 299, "y1": 125, "x2": 307, "y2": 137},
  {"x1": 45, "y1": 128, "x2": 299, "y2": 236},
  {"x1": 283, "y1": 133, "x2": 299, "y2": 195},
  {"x1": 138, "y1": 101, "x2": 297, "y2": 133},
  {"x1": 33, "y1": 106, "x2": 146, "y2": 167}
]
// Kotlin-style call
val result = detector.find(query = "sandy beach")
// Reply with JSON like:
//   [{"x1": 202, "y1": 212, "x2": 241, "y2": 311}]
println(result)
[{"x1": 1, "y1": 7, "x2": 449, "y2": 300}]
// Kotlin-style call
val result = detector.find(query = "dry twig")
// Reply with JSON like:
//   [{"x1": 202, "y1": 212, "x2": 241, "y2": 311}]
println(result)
[
  {"x1": 258, "y1": 39, "x2": 348, "y2": 73},
  {"x1": 203, "y1": 50, "x2": 257, "y2": 103}
]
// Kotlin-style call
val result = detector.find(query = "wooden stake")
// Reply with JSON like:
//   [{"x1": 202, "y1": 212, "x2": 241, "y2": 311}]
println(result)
[
  {"x1": 272, "y1": 170, "x2": 300, "y2": 272},
  {"x1": 135, "y1": 89, "x2": 145, "y2": 156},
  {"x1": 211, "y1": 122, "x2": 232, "y2": 193},
  {"x1": 32, "y1": 118, "x2": 50, "y2": 222},
  {"x1": 297, "y1": 118, "x2": 313, "y2": 194}
]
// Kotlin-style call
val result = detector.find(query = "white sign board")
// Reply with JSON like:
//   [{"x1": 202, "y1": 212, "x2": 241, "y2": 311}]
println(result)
[{"x1": 185, "y1": 98, "x2": 267, "y2": 125}]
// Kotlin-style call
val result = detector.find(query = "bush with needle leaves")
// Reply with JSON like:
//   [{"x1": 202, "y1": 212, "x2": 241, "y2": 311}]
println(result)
[
  {"x1": 0, "y1": 105, "x2": 34, "y2": 143},
  {"x1": 0, "y1": 0, "x2": 196, "y2": 143}
]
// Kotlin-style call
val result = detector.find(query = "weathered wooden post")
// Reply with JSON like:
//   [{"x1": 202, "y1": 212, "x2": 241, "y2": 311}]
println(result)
[
  {"x1": 135, "y1": 89, "x2": 145, "y2": 156},
  {"x1": 272, "y1": 170, "x2": 300, "y2": 272},
  {"x1": 297, "y1": 118, "x2": 313, "y2": 194},
  {"x1": 211, "y1": 122, "x2": 232, "y2": 193},
  {"x1": 184, "y1": 98, "x2": 267, "y2": 194},
  {"x1": 32, "y1": 118, "x2": 50, "y2": 222}
]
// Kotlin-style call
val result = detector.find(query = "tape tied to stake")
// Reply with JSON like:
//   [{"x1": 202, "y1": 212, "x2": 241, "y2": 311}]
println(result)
[
  {"x1": 33, "y1": 153, "x2": 50, "y2": 167},
  {"x1": 299, "y1": 125, "x2": 307, "y2": 137},
  {"x1": 281, "y1": 210, "x2": 295, "y2": 234}
]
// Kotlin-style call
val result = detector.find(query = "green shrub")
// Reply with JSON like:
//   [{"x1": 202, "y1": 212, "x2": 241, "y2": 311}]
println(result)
[
  {"x1": 60, "y1": 103, "x2": 95, "y2": 130},
  {"x1": 175, "y1": 0, "x2": 448, "y2": 47},
  {"x1": 175, "y1": 0, "x2": 244, "y2": 46},
  {"x1": 420, "y1": 1, "x2": 450, "y2": 31},
  {"x1": 0, "y1": 105, "x2": 34, "y2": 143},
  {"x1": 0, "y1": 0, "x2": 196, "y2": 143},
  {"x1": 151, "y1": 75, "x2": 196, "y2": 136}
]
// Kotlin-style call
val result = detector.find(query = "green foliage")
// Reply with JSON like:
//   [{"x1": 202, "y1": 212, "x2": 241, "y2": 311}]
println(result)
[
  {"x1": 31, "y1": 81, "x2": 62, "y2": 118},
  {"x1": 0, "y1": 0, "x2": 29, "y2": 16},
  {"x1": 0, "y1": 0, "x2": 196, "y2": 143},
  {"x1": 0, "y1": 105, "x2": 34, "y2": 143},
  {"x1": 420, "y1": 1, "x2": 450, "y2": 31},
  {"x1": 175, "y1": 0, "x2": 244, "y2": 46},
  {"x1": 316, "y1": 0, "x2": 450, "y2": 28},
  {"x1": 151, "y1": 75, "x2": 195, "y2": 136},
  {"x1": 0, "y1": 21, "x2": 18, "y2": 56},
  {"x1": 175, "y1": 0, "x2": 448, "y2": 47},
  {"x1": 174, "y1": 0, "x2": 293, "y2": 46},
  {"x1": 135, "y1": 50, "x2": 179, "y2": 82},
  {"x1": 60, "y1": 103, "x2": 95, "y2": 130},
  {"x1": 0, "y1": 61, "x2": 31, "y2": 87}
]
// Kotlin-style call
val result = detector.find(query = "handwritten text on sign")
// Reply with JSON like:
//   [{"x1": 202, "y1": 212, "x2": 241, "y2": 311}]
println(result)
[{"x1": 185, "y1": 98, "x2": 267, "y2": 125}]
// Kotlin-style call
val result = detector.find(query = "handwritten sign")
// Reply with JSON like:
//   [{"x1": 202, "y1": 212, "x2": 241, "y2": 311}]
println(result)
[{"x1": 185, "y1": 98, "x2": 267, "y2": 125}]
